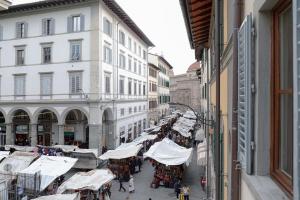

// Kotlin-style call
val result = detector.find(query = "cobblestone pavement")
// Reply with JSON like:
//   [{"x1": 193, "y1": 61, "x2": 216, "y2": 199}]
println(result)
[{"x1": 109, "y1": 148, "x2": 206, "y2": 200}]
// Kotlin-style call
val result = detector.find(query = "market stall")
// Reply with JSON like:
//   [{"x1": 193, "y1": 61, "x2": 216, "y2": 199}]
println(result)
[
  {"x1": 32, "y1": 193, "x2": 80, "y2": 200},
  {"x1": 144, "y1": 138, "x2": 193, "y2": 188},
  {"x1": 57, "y1": 169, "x2": 115, "y2": 199},
  {"x1": 18, "y1": 156, "x2": 78, "y2": 192},
  {"x1": 99, "y1": 143, "x2": 143, "y2": 180},
  {"x1": 4, "y1": 145, "x2": 36, "y2": 152},
  {"x1": 0, "y1": 151, "x2": 9, "y2": 162}
]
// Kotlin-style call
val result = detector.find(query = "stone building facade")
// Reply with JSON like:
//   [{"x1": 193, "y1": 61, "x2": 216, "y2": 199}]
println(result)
[{"x1": 170, "y1": 62, "x2": 201, "y2": 113}]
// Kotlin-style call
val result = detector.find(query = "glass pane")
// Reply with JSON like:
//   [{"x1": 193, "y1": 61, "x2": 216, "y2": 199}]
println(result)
[
  {"x1": 279, "y1": 94, "x2": 293, "y2": 177},
  {"x1": 280, "y1": 6, "x2": 293, "y2": 90}
]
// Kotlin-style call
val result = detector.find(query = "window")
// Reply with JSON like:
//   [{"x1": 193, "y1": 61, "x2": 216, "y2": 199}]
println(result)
[
  {"x1": 138, "y1": 62, "x2": 141, "y2": 75},
  {"x1": 119, "y1": 30, "x2": 125, "y2": 46},
  {"x1": 149, "y1": 68, "x2": 157, "y2": 78},
  {"x1": 119, "y1": 52, "x2": 126, "y2": 69},
  {"x1": 103, "y1": 17, "x2": 112, "y2": 36},
  {"x1": 134, "y1": 106, "x2": 137, "y2": 113},
  {"x1": 138, "y1": 46, "x2": 141, "y2": 57},
  {"x1": 138, "y1": 82, "x2": 141, "y2": 95},
  {"x1": 143, "y1": 50, "x2": 147, "y2": 60},
  {"x1": 40, "y1": 73, "x2": 52, "y2": 96},
  {"x1": 134, "y1": 81, "x2": 137, "y2": 95},
  {"x1": 128, "y1": 55, "x2": 132, "y2": 71},
  {"x1": 129, "y1": 107, "x2": 132, "y2": 114},
  {"x1": 69, "y1": 72, "x2": 82, "y2": 94},
  {"x1": 143, "y1": 83, "x2": 146, "y2": 95},
  {"x1": 128, "y1": 37, "x2": 132, "y2": 50},
  {"x1": 104, "y1": 43, "x2": 112, "y2": 64},
  {"x1": 14, "y1": 75, "x2": 25, "y2": 96},
  {"x1": 41, "y1": 44, "x2": 52, "y2": 63},
  {"x1": 143, "y1": 64, "x2": 146, "y2": 77},
  {"x1": 16, "y1": 22, "x2": 27, "y2": 38},
  {"x1": 105, "y1": 73, "x2": 111, "y2": 94},
  {"x1": 120, "y1": 108, "x2": 125, "y2": 116},
  {"x1": 42, "y1": 18, "x2": 54, "y2": 35},
  {"x1": 0, "y1": 25, "x2": 3, "y2": 41},
  {"x1": 139, "y1": 106, "x2": 141, "y2": 112},
  {"x1": 134, "y1": 59, "x2": 137, "y2": 73},
  {"x1": 68, "y1": 15, "x2": 84, "y2": 32},
  {"x1": 70, "y1": 40, "x2": 82, "y2": 61},
  {"x1": 271, "y1": 0, "x2": 293, "y2": 194},
  {"x1": 143, "y1": 105, "x2": 146, "y2": 111},
  {"x1": 128, "y1": 78, "x2": 132, "y2": 95},
  {"x1": 119, "y1": 76, "x2": 124, "y2": 95},
  {"x1": 134, "y1": 42, "x2": 137, "y2": 54},
  {"x1": 16, "y1": 47, "x2": 25, "y2": 65}
]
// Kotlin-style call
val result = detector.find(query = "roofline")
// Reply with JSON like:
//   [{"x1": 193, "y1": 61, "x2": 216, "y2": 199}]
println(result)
[
  {"x1": 148, "y1": 53, "x2": 173, "y2": 69},
  {"x1": 179, "y1": 0, "x2": 194, "y2": 49},
  {"x1": 148, "y1": 63, "x2": 160, "y2": 71},
  {"x1": 0, "y1": 0, "x2": 154, "y2": 47}
]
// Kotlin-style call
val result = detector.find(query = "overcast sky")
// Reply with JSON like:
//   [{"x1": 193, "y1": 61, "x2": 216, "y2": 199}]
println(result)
[{"x1": 12, "y1": 0, "x2": 195, "y2": 75}]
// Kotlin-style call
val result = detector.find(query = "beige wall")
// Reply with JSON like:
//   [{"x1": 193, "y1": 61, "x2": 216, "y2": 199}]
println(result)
[{"x1": 210, "y1": 67, "x2": 229, "y2": 200}]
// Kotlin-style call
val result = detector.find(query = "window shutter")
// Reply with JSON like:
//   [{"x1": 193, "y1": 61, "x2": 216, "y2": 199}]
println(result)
[
  {"x1": 80, "y1": 14, "x2": 85, "y2": 31},
  {"x1": 42, "y1": 19, "x2": 47, "y2": 35},
  {"x1": 71, "y1": 75, "x2": 76, "y2": 94},
  {"x1": 24, "y1": 22, "x2": 28, "y2": 38},
  {"x1": 50, "y1": 18, "x2": 55, "y2": 35},
  {"x1": 238, "y1": 14, "x2": 253, "y2": 174},
  {"x1": 16, "y1": 22, "x2": 21, "y2": 38},
  {"x1": 76, "y1": 75, "x2": 80, "y2": 93},
  {"x1": 293, "y1": 1, "x2": 300, "y2": 199},
  {"x1": 67, "y1": 16, "x2": 72, "y2": 33}
]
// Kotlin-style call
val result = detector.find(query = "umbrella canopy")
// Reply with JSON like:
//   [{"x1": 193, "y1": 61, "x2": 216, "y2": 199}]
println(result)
[
  {"x1": 57, "y1": 169, "x2": 115, "y2": 194},
  {"x1": 144, "y1": 138, "x2": 193, "y2": 166}
]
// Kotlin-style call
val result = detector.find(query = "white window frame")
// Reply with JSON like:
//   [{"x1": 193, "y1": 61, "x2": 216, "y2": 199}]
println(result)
[
  {"x1": 69, "y1": 71, "x2": 82, "y2": 95},
  {"x1": 69, "y1": 40, "x2": 82, "y2": 62},
  {"x1": 40, "y1": 72, "x2": 53, "y2": 97}
]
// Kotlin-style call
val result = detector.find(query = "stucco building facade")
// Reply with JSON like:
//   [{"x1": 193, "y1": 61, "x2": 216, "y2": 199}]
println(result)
[{"x1": 0, "y1": 0, "x2": 153, "y2": 150}]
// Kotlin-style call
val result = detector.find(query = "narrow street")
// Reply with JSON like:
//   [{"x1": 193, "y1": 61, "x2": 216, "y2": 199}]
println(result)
[{"x1": 109, "y1": 148, "x2": 206, "y2": 200}]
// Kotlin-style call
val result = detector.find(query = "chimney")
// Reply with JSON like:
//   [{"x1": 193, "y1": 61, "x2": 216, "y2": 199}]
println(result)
[{"x1": 0, "y1": 0, "x2": 11, "y2": 10}]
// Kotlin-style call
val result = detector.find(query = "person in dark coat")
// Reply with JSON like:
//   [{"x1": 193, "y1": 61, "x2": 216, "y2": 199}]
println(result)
[
  {"x1": 174, "y1": 180, "x2": 181, "y2": 198},
  {"x1": 118, "y1": 175, "x2": 126, "y2": 192},
  {"x1": 137, "y1": 158, "x2": 142, "y2": 172}
]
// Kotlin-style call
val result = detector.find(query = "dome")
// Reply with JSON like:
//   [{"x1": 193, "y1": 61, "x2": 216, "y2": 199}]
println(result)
[{"x1": 187, "y1": 61, "x2": 200, "y2": 72}]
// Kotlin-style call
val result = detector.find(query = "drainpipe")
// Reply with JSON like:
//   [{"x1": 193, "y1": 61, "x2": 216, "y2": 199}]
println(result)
[
  {"x1": 206, "y1": 48, "x2": 211, "y2": 199},
  {"x1": 231, "y1": 0, "x2": 242, "y2": 200},
  {"x1": 215, "y1": 0, "x2": 221, "y2": 199}
]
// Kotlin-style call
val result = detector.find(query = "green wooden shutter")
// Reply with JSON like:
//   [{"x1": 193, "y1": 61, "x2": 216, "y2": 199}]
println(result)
[
  {"x1": 293, "y1": 1, "x2": 300, "y2": 198},
  {"x1": 238, "y1": 14, "x2": 253, "y2": 174}
]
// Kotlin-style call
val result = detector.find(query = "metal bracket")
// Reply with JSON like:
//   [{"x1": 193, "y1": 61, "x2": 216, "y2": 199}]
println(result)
[{"x1": 250, "y1": 141, "x2": 255, "y2": 150}]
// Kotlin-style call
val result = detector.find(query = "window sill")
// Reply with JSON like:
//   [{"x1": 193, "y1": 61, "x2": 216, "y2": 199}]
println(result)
[{"x1": 242, "y1": 171, "x2": 290, "y2": 200}]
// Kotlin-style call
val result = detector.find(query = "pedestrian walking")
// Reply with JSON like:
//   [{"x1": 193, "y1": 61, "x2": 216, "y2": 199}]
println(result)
[
  {"x1": 129, "y1": 175, "x2": 135, "y2": 193},
  {"x1": 182, "y1": 185, "x2": 190, "y2": 200},
  {"x1": 138, "y1": 158, "x2": 142, "y2": 172},
  {"x1": 118, "y1": 175, "x2": 126, "y2": 192},
  {"x1": 174, "y1": 180, "x2": 181, "y2": 199}
]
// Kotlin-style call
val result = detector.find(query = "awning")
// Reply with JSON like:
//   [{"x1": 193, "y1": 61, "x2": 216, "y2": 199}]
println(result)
[
  {"x1": 52, "y1": 145, "x2": 79, "y2": 152},
  {"x1": 197, "y1": 141, "x2": 207, "y2": 166},
  {"x1": 18, "y1": 156, "x2": 77, "y2": 191},
  {"x1": 57, "y1": 169, "x2": 115, "y2": 194},
  {"x1": 99, "y1": 144, "x2": 143, "y2": 160},
  {"x1": 144, "y1": 138, "x2": 193, "y2": 166},
  {"x1": 32, "y1": 193, "x2": 80, "y2": 200},
  {"x1": 133, "y1": 134, "x2": 157, "y2": 144},
  {"x1": 5, "y1": 145, "x2": 36, "y2": 152}
]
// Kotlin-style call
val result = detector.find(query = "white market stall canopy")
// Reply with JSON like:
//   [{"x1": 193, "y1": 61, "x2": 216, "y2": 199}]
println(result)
[
  {"x1": 5, "y1": 145, "x2": 36, "y2": 152},
  {"x1": 197, "y1": 141, "x2": 207, "y2": 166},
  {"x1": 133, "y1": 134, "x2": 157, "y2": 144},
  {"x1": 32, "y1": 193, "x2": 80, "y2": 200},
  {"x1": 183, "y1": 111, "x2": 197, "y2": 120},
  {"x1": 52, "y1": 145, "x2": 79, "y2": 152},
  {"x1": 195, "y1": 129, "x2": 205, "y2": 141},
  {"x1": 0, "y1": 152, "x2": 38, "y2": 174},
  {"x1": 172, "y1": 124, "x2": 192, "y2": 138},
  {"x1": 0, "y1": 151, "x2": 9, "y2": 162},
  {"x1": 18, "y1": 156, "x2": 77, "y2": 191},
  {"x1": 144, "y1": 138, "x2": 193, "y2": 166},
  {"x1": 57, "y1": 169, "x2": 115, "y2": 194},
  {"x1": 99, "y1": 144, "x2": 143, "y2": 160}
]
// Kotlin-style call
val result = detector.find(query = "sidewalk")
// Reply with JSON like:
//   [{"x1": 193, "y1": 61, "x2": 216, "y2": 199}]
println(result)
[{"x1": 109, "y1": 148, "x2": 206, "y2": 200}]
